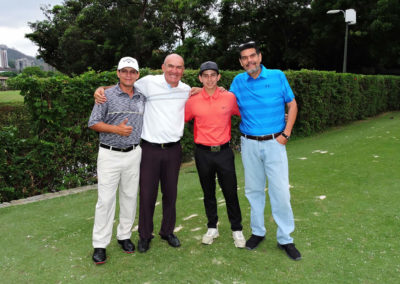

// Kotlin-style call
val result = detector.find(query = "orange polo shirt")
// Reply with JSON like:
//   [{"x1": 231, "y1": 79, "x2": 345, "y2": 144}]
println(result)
[{"x1": 185, "y1": 87, "x2": 240, "y2": 146}]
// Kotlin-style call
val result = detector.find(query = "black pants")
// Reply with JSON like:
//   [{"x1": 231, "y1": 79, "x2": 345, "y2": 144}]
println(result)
[
  {"x1": 194, "y1": 146, "x2": 242, "y2": 231},
  {"x1": 139, "y1": 140, "x2": 182, "y2": 239}
]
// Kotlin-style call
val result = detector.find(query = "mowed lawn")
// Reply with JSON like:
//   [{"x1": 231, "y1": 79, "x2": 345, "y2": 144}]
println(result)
[
  {"x1": 0, "y1": 112, "x2": 399, "y2": 283},
  {"x1": 0, "y1": 90, "x2": 24, "y2": 104}
]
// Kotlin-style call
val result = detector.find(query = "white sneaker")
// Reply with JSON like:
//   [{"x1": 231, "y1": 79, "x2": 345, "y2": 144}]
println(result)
[
  {"x1": 232, "y1": 231, "x2": 246, "y2": 248},
  {"x1": 202, "y1": 228, "x2": 219, "y2": 245}
]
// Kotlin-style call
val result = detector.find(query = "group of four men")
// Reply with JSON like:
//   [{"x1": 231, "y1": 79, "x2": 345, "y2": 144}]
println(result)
[{"x1": 88, "y1": 41, "x2": 301, "y2": 265}]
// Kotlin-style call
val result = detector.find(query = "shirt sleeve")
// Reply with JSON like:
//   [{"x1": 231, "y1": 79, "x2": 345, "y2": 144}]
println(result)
[
  {"x1": 184, "y1": 97, "x2": 194, "y2": 122},
  {"x1": 280, "y1": 71, "x2": 295, "y2": 103},
  {"x1": 229, "y1": 77, "x2": 238, "y2": 95},
  {"x1": 88, "y1": 101, "x2": 108, "y2": 127},
  {"x1": 232, "y1": 95, "x2": 241, "y2": 117},
  {"x1": 134, "y1": 76, "x2": 150, "y2": 97}
]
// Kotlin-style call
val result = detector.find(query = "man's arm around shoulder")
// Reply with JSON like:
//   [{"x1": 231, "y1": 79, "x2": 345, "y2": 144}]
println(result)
[{"x1": 94, "y1": 85, "x2": 114, "y2": 104}]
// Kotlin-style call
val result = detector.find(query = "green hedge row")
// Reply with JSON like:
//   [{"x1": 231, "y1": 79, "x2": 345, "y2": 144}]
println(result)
[
  {"x1": 287, "y1": 70, "x2": 400, "y2": 135},
  {"x1": 1, "y1": 69, "x2": 399, "y2": 202}
]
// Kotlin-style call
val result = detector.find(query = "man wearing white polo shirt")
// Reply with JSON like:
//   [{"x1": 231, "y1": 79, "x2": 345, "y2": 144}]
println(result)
[{"x1": 135, "y1": 54, "x2": 190, "y2": 252}]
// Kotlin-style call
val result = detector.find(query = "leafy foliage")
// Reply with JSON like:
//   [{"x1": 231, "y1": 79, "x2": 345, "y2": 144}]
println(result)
[
  {"x1": 26, "y1": 0, "x2": 400, "y2": 75},
  {"x1": 212, "y1": 0, "x2": 314, "y2": 70},
  {"x1": 27, "y1": 0, "x2": 174, "y2": 74},
  {"x1": 309, "y1": 0, "x2": 400, "y2": 74},
  {"x1": 1, "y1": 69, "x2": 400, "y2": 202},
  {"x1": 0, "y1": 71, "x2": 18, "y2": 78},
  {"x1": 26, "y1": 0, "x2": 218, "y2": 74}
]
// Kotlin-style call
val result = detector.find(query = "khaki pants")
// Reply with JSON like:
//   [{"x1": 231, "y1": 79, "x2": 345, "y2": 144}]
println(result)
[{"x1": 92, "y1": 146, "x2": 142, "y2": 248}]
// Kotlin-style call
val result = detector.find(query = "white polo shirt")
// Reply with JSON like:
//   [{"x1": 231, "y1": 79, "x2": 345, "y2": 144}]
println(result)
[{"x1": 135, "y1": 74, "x2": 190, "y2": 143}]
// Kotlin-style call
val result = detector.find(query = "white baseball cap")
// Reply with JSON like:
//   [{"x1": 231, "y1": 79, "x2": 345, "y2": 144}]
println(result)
[{"x1": 117, "y1": 57, "x2": 139, "y2": 71}]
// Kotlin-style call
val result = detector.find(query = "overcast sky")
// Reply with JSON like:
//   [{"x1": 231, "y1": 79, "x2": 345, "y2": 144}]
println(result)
[{"x1": 0, "y1": 0, "x2": 63, "y2": 57}]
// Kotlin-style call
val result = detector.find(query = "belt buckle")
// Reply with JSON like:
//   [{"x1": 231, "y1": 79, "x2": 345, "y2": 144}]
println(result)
[
  {"x1": 161, "y1": 143, "x2": 165, "y2": 149},
  {"x1": 211, "y1": 145, "x2": 220, "y2": 152}
]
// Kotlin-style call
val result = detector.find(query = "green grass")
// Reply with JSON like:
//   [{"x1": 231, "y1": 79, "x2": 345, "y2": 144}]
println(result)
[
  {"x1": 0, "y1": 90, "x2": 23, "y2": 104},
  {"x1": 1, "y1": 112, "x2": 399, "y2": 283}
]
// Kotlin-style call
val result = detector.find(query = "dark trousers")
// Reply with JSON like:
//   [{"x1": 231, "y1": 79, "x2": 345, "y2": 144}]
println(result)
[
  {"x1": 194, "y1": 146, "x2": 242, "y2": 231},
  {"x1": 138, "y1": 141, "x2": 182, "y2": 239}
]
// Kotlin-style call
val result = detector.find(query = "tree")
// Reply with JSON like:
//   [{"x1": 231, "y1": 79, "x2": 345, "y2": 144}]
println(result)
[
  {"x1": 369, "y1": 0, "x2": 400, "y2": 73},
  {"x1": 175, "y1": 36, "x2": 213, "y2": 69},
  {"x1": 0, "y1": 71, "x2": 18, "y2": 77},
  {"x1": 27, "y1": 0, "x2": 176, "y2": 75},
  {"x1": 156, "y1": 0, "x2": 217, "y2": 43},
  {"x1": 26, "y1": 0, "x2": 218, "y2": 74},
  {"x1": 25, "y1": 0, "x2": 400, "y2": 75},
  {"x1": 310, "y1": 0, "x2": 400, "y2": 74},
  {"x1": 155, "y1": 0, "x2": 218, "y2": 69},
  {"x1": 211, "y1": 0, "x2": 313, "y2": 70},
  {"x1": 20, "y1": 66, "x2": 48, "y2": 77}
]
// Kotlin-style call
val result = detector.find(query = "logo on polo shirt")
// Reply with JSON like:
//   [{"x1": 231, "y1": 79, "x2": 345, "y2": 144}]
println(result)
[{"x1": 221, "y1": 105, "x2": 231, "y2": 112}]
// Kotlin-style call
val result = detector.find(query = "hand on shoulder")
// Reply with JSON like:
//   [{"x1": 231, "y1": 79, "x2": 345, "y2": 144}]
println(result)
[{"x1": 94, "y1": 86, "x2": 107, "y2": 104}]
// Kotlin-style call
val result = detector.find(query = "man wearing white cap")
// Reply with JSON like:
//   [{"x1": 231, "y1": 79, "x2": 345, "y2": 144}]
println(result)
[{"x1": 88, "y1": 57, "x2": 145, "y2": 264}]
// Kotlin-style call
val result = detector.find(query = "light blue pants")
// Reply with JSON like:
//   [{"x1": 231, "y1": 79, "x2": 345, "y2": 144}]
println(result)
[{"x1": 240, "y1": 136, "x2": 294, "y2": 244}]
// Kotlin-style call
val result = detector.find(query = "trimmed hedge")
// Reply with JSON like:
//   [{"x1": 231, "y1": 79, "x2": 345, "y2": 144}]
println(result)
[
  {"x1": 1, "y1": 69, "x2": 399, "y2": 202},
  {"x1": 287, "y1": 70, "x2": 400, "y2": 135}
]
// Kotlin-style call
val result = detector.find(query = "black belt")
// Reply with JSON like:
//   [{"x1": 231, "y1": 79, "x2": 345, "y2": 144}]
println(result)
[
  {"x1": 195, "y1": 142, "x2": 230, "y2": 152},
  {"x1": 100, "y1": 143, "x2": 138, "y2": 152},
  {"x1": 142, "y1": 139, "x2": 180, "y2": 149},
  {"x1": 241, "y1": 132, "x2": 281, "y2": 141}
]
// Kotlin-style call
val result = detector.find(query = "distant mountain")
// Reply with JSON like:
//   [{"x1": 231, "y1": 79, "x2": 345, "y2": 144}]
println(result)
[
  {"x1": 0, "y1": 45, "x2": 45, "y2": 69},
  {"x1": 0, "y1": 45, "x2": 34, "y2": 61}
]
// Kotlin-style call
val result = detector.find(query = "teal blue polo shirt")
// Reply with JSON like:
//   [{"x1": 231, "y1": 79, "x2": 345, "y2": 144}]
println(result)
[{"x1": 230, "y1": 65, "x2": 294, "y2": 136}]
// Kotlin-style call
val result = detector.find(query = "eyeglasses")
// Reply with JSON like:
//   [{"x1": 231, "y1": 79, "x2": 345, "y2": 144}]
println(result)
[
  {"x1": 240, "y1": 52, "x2": 259, "y2": 61},
  {"x1": 119, "y1": 69, "x2": 138, "y2": 75}
]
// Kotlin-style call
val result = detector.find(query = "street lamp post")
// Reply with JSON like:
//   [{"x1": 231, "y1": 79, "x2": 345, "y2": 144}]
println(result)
[{"x1": 327, "y1": 9, "x2": 356, "y2": 73}]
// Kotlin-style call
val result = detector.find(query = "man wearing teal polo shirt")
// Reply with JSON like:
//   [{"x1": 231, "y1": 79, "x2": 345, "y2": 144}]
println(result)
[{"x1": 230, "y1": 41, "x2": 301, "y2": 260}]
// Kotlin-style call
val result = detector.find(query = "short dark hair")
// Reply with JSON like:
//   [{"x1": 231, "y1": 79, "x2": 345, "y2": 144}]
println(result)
[{"x1": 238, "y1": 41, "x2": 260, "y2": 56}]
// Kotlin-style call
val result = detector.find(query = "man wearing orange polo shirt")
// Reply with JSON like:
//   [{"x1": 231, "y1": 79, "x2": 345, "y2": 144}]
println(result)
[{"x1": 185, "y1": 61, "x2": 245, "y2": 248}]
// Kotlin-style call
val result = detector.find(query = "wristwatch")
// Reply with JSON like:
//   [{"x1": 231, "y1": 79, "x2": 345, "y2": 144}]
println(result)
[{"x1": 281, "y1": 132, "x2": 290, "y2": 140}]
